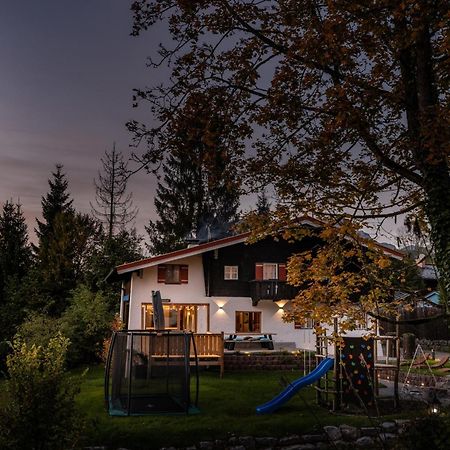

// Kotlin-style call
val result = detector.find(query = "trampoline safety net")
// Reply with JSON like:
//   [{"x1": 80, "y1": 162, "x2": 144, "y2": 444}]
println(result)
[{"x1": 105, "y1": 330, "x2": 199, "y2": 416}]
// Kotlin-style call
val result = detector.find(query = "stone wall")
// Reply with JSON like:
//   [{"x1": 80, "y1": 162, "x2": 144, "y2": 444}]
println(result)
[
  {"x1": 224, "y1": 353, "x2": 317, "y2": 371},
  {"x1": 85, "y1": 420, "x2": 411, "y2": 450}
]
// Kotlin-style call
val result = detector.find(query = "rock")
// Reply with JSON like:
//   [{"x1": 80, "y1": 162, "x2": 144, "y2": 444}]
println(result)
[
  {"x1": 323, "y1": 426, "x2": 342, "y2": 441},
  {"x1": 279, "y1": 445, "x2": 315, "y2": 450},
  {"x1": 238, "y1": 436, "x2": 256, "y2": 449},
  {"x1": 185, "y1": 447, "x2": 197, "y2": 450},
  {"x1": 229, "y1": 447, "x2": 246, "y2": 450},
  {"x1": 355, "y1": 436, "x2": 375, "y2": 446},
  {"x1": 395, "y1": 419, "x2": 410, "y2": 430},
  {"x1": 379, "y1": 432, "x2": 398, "y2": 442},
  {"x1": 340, "y1": 424, "x2": 359, "y2": 441},
  {"x1": 214, "y1": 439, "x2": 225, "y2": 449},
  {"x1": 255, "y1": 437, "x2": 278, "y2": 448},
  {"x1": 302, "y1": 434, "x2": 326, "y2": 443},
  {"x1": 381, "y1": 421, "x2": 397, "y2": 433},
  {"x1": 360, "y1": 427, "x2": 380, "y2": 437},
  {"x1": 199, "y1": 442, "x2": 214, "y2": 450},
  {"x1": 278, "y1": 435, "x2": 302, "y2": 446}
]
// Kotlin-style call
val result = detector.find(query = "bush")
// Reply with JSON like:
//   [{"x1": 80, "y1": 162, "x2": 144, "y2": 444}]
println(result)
[
  {"x1": 0, "y1": 334, "x2": 84, "y2": 450},
  {"x1": 16, "y1": 313, "x2": 61, "y2": 348},
  {"x1": 60, "y1": 285, "x2": 114, "y2": 366}
]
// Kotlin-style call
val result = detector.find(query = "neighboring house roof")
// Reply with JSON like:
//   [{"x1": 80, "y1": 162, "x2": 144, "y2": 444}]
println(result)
[
  {"x1": 419, "y1": 264, "x2": 439, "y2": 281},
  {"x1": 424, "y1": 291, "x2": 440, "y2": 305},
  {"x1": 106, "y1": 216, "x2": 404, "y2": 281}
]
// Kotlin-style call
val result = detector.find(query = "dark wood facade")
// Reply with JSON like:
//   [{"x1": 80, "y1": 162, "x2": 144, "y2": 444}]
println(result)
[{"x1": 202, "y1": 235, "x2": 319, "y2": 304}]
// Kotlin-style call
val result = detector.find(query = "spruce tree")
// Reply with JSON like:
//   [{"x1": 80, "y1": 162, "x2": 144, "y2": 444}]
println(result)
[
  {"x1": 0, "y1": 201, "x2": 32, "y2": 286},
  {"x1": 146, "y1": 92, "x2": 240, "y2": 255},
  {"x1": 35, "y1": 164, "x2": 73, "y2": 250},
  {"x1": 0, "y1": 200, "x2": 33, "y2": 342},
  {"x1": 91, "y1": 144, "x2": 138, "y2": 239},
  {"x1": 35, "y1": 165, "x2": 100, "y2": 315}
]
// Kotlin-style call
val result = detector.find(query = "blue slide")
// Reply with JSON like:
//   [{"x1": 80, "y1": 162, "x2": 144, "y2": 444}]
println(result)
[{"x1": 256, "y1": 357, "x2": 334, "y2": 414}]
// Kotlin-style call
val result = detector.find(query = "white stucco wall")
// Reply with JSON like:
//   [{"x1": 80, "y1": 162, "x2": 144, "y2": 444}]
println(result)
[{"x1": 124, "y1": 254, "x2": 374, "y2": 351}]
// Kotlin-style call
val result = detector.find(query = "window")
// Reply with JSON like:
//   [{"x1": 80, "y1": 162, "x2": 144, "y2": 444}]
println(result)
[
  {"x1": 157, "y1": 264, "x2": 188, "y2": 284},
  {"x1": 235, "y1": 311, "x2": 261, "y2": 333},
  {"x1": 294, "y1": 318, "x2": 314, "y2": 329},
  {"x1": 141, "y1": 304, "x2": 203, "y2": 332},
  {"x1": 224, "y1": 265, "x2": 239, "y2": 280},
  {"x1": 255, "y1": 263, "x2": 287, "y2": 281}
]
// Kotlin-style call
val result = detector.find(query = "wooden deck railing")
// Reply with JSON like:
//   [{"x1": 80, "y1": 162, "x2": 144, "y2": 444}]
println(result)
[{"x1": 149, "y1": 332, "x2": 225, "y2": 377}]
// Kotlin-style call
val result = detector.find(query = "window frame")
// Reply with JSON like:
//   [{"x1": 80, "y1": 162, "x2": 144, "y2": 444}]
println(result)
[
  {"x1": 224, "y1": 265, "x2": 239, "y2": 280},
  {"x1": 235, "y1": 310, "x2": 262, "y2": 333}
]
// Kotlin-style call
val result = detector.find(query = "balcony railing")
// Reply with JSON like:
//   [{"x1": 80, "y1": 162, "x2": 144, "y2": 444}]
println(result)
[{"x1": 249, "y1": 280, "x2": 299, "y2": 306}]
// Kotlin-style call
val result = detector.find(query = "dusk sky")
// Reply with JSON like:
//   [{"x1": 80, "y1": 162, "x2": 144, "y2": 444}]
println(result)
[
  {"x1": 0, "y1": 1, "x2": 401, "y2": 248},
  {"x1": 0, "y1": 1, "x2": 168, "y2": 243}
]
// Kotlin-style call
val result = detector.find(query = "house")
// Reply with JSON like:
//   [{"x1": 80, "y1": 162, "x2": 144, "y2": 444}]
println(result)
[{"x1": 107, "y1": 217, "x2": 405, "y2": 350}]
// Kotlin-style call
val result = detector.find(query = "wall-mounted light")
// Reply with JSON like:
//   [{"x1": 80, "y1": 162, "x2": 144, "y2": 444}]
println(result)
[{"x1": 275, "y1": 300, "x2": 288, "y2": 310}]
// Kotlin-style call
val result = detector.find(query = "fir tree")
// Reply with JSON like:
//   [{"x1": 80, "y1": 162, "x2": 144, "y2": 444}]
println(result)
[
  {"x1": 91, "y1": 144, "x2": 138, "y2": 239},
  {"x1": 35, "y1": 165, "x2": 100, "y2": 315},
  {"x1": 256, "y1": 190, "x2": 271, "y2": 216},
  {"x1": 146, "y1": 92, "x2": 240, "y2": 255},
  {"x1": 0, "y1": 200, "x2": 33, "y2": 342},
  {"x1": 0, "y1": 201, "x2": 32, "y2": 286},
  {"x1": 34, "y1": 164, "x2": 73, "y2": 250}
]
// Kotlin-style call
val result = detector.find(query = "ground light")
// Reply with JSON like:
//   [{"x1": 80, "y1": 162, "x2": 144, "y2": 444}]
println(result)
[{"x1": 428, "y1": 391, "x2": 441, "y2": 415}]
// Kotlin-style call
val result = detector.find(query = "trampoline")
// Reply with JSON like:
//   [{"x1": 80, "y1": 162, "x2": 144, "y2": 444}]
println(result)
[{"x1": 105, "y1": 330, "x2": 199, "y2": 416}]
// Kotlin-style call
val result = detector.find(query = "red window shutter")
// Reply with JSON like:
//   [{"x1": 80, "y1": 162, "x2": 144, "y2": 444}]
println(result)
[
  {"x1": 157, "y1": 265, "x2": 166, "y2": 283},
  {"x1": 278, "y1": 263, "x2": 287, "y2": 281},
  {"x1": 180, "y1": 265, "x2": 189, "y2": 284},
  {"x1": 255, "y1": 263, "x2": 263, "y2": 280}
]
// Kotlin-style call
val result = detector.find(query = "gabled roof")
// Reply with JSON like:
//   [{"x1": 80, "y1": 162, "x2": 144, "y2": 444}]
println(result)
[
  {"x1": 106, "y1": 215, "x2": 404, "y2": 282},
  {"x1": 115, "y1": 232, "x2": 251, "y2": 275}
]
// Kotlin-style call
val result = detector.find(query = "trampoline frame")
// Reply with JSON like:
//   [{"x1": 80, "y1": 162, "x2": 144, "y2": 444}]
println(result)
[{"x1": 104, "y1": 330, "x2": 199, "y2": 416}]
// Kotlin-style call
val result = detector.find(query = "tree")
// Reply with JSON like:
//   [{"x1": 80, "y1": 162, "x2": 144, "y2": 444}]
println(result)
[
  {"x1": 0, "y1": 201, "x2": 33, "y2": 343},
  {"x1": 0, "y1": 201, "x2": 32, "y2": 293},
  {"x1": 85, "y1": 228, "x2": 143, "y2": 303},
  {"x1": 145, "y1": 90, "x2": 241, "y2": 255},
  {"x1": 91, "y1": 144, "x2": 138, "y2": 239},
  {"x1": 36, "y1": 166, "x2": 101, "y2": 315},
  {"x1": 129, "y1": 1, "x2": 450, "y2": 307},
  {"x1": 35, "y1": 164, "x2": 73, "y2": 250},
  {"x1": 256, "y1": 190, "x2": 271, "y2": 216}
]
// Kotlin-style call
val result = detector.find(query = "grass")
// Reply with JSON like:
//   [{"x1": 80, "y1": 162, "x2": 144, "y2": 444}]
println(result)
[{"x1": 77, "y1": 366, "x2": 413, "y2": 449}]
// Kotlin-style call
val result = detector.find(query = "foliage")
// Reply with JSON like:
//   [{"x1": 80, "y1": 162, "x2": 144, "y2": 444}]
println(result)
[
  {"x1": 145, "y1": 90, "x2": 241, "y2": 255},
  {"x1": 34, "y1": 163, "x2": 73, "y2": 248},
  {"x1": 129, "y1": 0, "x2": 450, "y2": 306},
  {"x1": 0, "y1": 334, "x2": 84, "y2": 450},
  {"x1": 0, "y1": 201, "x2": 33, "y2": 342},
  {"x1": 0, "y1": 200, "x2": 32, "y2": 285},
  {"x1": 99, "y1": 313, "x2": 123, "y2": 363},
  {"x1": 282, "y1": 222, "x2": 412, "y2": 335},
  {"x1": 84, "y1": 227, "x2": 143, "y2": 297},
  {"x1": 16, "y1": 314, "x2": 62, "y2": 349},
  {"x1": 60, "y1": 285, "x2": 114, "y2": 366},
  {"x1": 393, "y1": 416, "x2": 450, "y2": 450},
  {"x1": 91, "y1": 144, "x2": 138, "y2": 239}
]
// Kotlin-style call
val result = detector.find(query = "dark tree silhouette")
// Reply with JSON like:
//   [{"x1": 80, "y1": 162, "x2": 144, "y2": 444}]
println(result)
[{"x1": 91, "y1": 144, "x2": 138, "y2": 239}]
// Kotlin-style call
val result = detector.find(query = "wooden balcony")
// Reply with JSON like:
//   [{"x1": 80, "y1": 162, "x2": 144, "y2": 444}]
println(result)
[{"x1": 249, "y1": 280, "x2": 299, "y2": 306}]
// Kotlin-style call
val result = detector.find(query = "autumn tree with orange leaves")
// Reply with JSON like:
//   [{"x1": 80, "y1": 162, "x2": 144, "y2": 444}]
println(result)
[{"x1": 129, "y1": 1, "x2": 450, "y2": 324}]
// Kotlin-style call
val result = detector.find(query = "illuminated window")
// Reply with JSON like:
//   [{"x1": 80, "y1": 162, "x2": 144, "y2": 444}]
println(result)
[
  {"x1": 235, "y1": 311, "x2": 261, "y2": 333},
  {"x1": 224, "y1": 265, "x2": 239, "y2": 280},
  {"x1": 141, "y1": 304, "x2": 202, "y2": 332}
]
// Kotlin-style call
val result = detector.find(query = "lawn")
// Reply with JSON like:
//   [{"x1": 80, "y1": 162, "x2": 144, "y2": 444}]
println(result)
[{"x1": 78, "y1": 366, "x2": 411, "y2": 449}]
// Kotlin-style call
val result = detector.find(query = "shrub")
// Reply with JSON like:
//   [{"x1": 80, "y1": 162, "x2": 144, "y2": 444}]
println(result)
[
  {"x1": 0, "y1": 334, "x2": 84, "y2": 450},
  {"x1": 16, "y1": 313, "x2": 61, "y2": 348},
  {"x1": 60, "y1": 285, "x2": 114, "y2": 366}
]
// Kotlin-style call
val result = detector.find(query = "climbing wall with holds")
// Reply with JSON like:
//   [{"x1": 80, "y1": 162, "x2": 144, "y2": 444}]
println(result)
[{"x1": 340, "y1": 337, "x2": 375, "y2": 407}]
